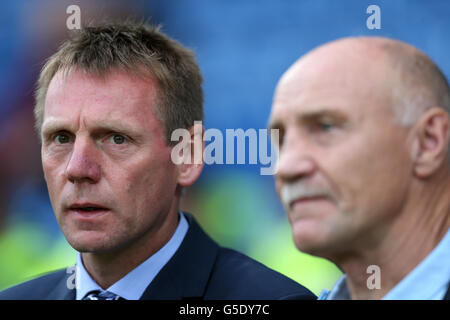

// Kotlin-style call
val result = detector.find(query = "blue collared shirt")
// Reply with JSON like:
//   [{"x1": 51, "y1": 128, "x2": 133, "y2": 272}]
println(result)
[
  {"x1": 319, "y1": 228, "x2": 450, "y2": 300},
  {"x1": 75, "y1": 211, "x2": 189, "y2": 300}
]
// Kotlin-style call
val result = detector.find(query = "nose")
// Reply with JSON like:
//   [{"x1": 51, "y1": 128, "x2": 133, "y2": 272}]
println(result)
[
  {"x1": 65, "y1": 137, "x2": 101, "y2": 184},
  {"x1": 275, "y1": 130, "x2": 316, "y2": 182}
]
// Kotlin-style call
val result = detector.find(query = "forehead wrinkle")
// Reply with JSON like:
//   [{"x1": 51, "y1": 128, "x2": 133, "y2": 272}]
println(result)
[
  {"x1": 274, "y1": 63, "x2": 396, "y2": 128},
  {"x1": 45, "y1": 68, "x2": 161, "y2": 135},
  {"x1": 47, "y1": 67, "x2": 158, "y2": 111}
]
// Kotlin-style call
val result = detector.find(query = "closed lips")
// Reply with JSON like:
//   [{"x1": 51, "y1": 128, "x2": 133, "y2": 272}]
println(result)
[
  {"x1": 69, "y1": 204, "x2": 109, "y2": 211},
  {"x1": 74, "y1": 207, "x2": 104, "y2": 211}
]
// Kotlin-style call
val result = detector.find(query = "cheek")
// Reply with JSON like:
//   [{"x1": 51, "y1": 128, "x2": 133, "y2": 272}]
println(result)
[
  {"x1": 41, "y1": 163, "x2": 66, "y2": 220},
  {"x1": 117, "y1": 157, "x2": 178, "y2": 208},
  {"x1": 320, "y1": 132, "x2": 411, "y2": 218},
  {"x1": 42, "y1": 157, "x2": 63, "y2": 195}
]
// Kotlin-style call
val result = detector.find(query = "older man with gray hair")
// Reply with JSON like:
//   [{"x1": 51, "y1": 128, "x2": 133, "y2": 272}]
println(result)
[{"x1": 269, "y1": 37, "x2": 450, "y2": 300}]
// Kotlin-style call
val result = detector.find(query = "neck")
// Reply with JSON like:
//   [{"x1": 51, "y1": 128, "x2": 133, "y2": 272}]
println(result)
[
  {"x1": 337, "y1": 177, "x2": 450, "y2": 300},
  {"x1": 81, "y1": 207, "x2": 180, "y2": 289}
]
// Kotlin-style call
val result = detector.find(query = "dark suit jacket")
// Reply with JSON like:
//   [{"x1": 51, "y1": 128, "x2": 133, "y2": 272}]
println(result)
[
  {"x1": 445, "y1": 285, "x2": 450, "y2": 300},
  {"x1": 0, "y1": 213, "x2": 315, "y2": 300}
]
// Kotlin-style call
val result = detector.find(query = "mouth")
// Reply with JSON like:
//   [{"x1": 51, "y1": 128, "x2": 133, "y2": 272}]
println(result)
[
  {"x1": 289, "y1": 196, "x2": 330, "y2": 210},
  {"x1": 67, "y1": 203, "x2": 111, "y2": 218},
  {"x1": 285, "y1": 195, "x2": 337, "y2": 224}
]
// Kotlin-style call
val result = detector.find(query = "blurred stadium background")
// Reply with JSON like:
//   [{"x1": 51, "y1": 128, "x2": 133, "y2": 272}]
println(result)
[{"x1": 0, "y1": 0, "x2": 448, "y2": 295}]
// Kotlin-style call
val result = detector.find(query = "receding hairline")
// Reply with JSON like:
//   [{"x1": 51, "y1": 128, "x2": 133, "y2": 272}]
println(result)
[
  {"x1": 281, "y1": 36, "x2": 432, "y2": 83},
  {"x1": 277, "y1": 36, "x2": 450, "y2": 123},
  {"x1": 271, "y1": 36, "x2": 450, "y2": 166}
]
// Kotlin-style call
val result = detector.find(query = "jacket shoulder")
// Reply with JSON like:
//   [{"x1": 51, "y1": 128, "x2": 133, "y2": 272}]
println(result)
[
  {"x1": 0, "y1": 269, "x2": 68, "y2": 300},
  {"x1": 205, "y1": 247, "x2": 316, "y2": 300}
]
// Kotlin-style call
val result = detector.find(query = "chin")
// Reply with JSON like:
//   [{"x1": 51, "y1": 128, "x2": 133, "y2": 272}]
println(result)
[
  {"x1": 291, "y1": 222, "x2": 331, "y2": 257},
  {"x1": 65, "y1": 230, "x2": 117, "y2": 253},
  {"x1": 293, "y1": 235, "x2": 325, "y2": 256}
]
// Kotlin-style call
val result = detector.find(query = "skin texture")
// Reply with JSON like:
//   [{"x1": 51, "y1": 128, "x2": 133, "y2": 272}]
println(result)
[
  {"x1": 269, "y1": 37, "x2": 450, "y2": 299},
  {"x1": 41, "y1": 68, "x2": 203, "y2": 288}
]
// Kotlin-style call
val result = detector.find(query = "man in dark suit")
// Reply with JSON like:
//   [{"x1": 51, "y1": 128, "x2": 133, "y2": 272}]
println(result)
[
  {"x1": 268, "y1": 36, "x2": 450, "y2": 300},
  {"x1": 0, "y1": 22, "x2": 314, "y2": 300}
]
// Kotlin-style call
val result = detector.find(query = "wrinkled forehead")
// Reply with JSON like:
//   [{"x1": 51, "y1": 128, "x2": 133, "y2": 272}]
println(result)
[
  {"x1": 271, "y1": 43, "x2": 396, "y2": 122},
  {"x1": 42, "y1": 68, "x2": 164, "y2": 136},
  {"x1": 45, "y1": 68, "x2": 159, "y2": 113},
  {"x1": 47, "y1": 67, "x2": 157, "y2": 98}
]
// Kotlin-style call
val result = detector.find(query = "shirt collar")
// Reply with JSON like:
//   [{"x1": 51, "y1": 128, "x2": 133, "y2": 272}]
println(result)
[
  {"x1": 383, "y1": 228, "x2": 450, "y2": 300},
  {"x1": 75, "y1": 211, "x2": 189, "y2": 300},
  {"x1": 320, "y1": 275, "x2": 349, "y2": 300},
  {"x1": 323, "y1": 228, "x2": 450, "y2": 300}
]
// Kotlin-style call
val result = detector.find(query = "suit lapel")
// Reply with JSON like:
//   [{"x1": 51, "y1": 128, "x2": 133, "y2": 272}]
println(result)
[
  {"x1": 45, "y1": 270, "x2": 76, "y2": 300},
  {"x1": 140, "y1": 213, "x2": 219, "y2": 300},
  {"x1": 444, "y1": 283, "x2": 450, "y2": 300}
]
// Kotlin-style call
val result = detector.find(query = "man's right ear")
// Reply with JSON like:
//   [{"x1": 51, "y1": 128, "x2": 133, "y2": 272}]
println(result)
[
  {"x1": 171, "y1": 123, "x2": 205, "y2": 187},
  {"x1": 411, "y1": 107, "x2": 450, "y2": 178}
]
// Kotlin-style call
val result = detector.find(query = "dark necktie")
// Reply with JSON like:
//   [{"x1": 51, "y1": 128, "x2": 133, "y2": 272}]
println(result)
[{"x1": 83, "y1": 290, "x2": 124, "y2": 300}]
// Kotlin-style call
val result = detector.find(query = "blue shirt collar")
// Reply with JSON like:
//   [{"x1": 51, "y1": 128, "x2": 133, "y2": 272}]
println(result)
[
  {"x1": 75, "y1": 211, "x2": 189, "y2": 300},
  {"x1": 321, "y1": 228, "x2": 450, "y2": 300}
]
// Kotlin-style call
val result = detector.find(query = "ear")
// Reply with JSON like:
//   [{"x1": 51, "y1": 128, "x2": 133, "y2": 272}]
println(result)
[
  {"x1": 411, "y1": 107, "x2": 449, "y2": 178},
  {"x1": 176, "y1": 122, "x2": 205, "y2": 187}
]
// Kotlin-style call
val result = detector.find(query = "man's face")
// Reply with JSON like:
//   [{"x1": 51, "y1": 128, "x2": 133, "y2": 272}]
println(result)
[
  {"x1": 269, "y1": 46, "x2": 413, "y2": 258},
  {"x1": 41, "y1": 69, "x2": 179, "y2": 253}
]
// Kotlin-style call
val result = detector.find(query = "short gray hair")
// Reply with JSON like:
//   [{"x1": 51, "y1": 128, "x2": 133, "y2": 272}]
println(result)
[
  {"x1": 385, "y1": 43, "x2": 450, "y2": 126},
  {"x1": 383, "y1": 40, "x2": 450, "y2": 165}
]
